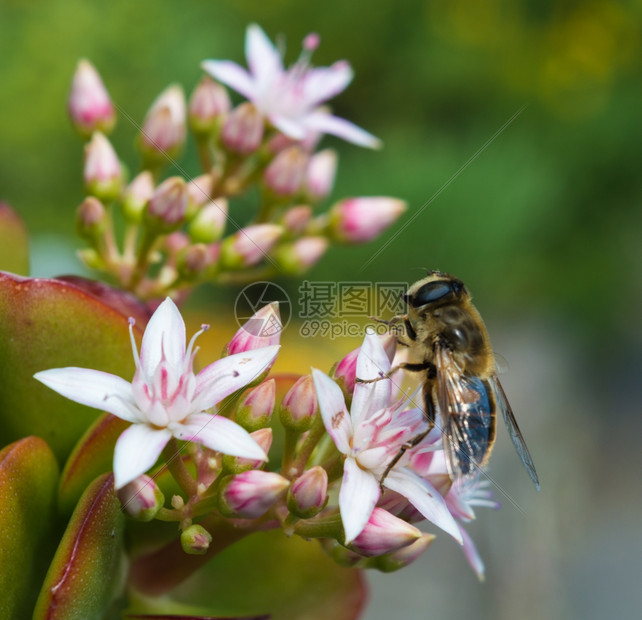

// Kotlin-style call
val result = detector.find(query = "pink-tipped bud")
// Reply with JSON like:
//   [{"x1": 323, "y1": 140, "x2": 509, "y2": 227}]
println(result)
[
  {"x1": 330, "y1": 197, "x2": 406, "y2": 243},
  {"x1": 287, "y1": 466, "x2": 328, "y2": 518},
  {"x1": 188, "y1": 76, "x2": 231, "y2": 135},
  {"x1": 117, "y1": 474, "x2": 165, "y2": 522},
  {"x1": 220, "y1": 223, "x2": 282, "y2": 269},
  {"x1": 83, "y1": 132, "x2": 123, "y2": 201},
  {"x1": 188, "y1": 200, "x2": 227, "y2": 243},
  {"x1": 235, "y1": 379, "x2": 276, "y2": 432},
  {"x1": 372, "y1": 533, "x2": 436, "y2": 572},
  {"x1": 68, "y1": 59, "x2": 116, "y2": 137},
  {"x1": 281, "y1": 205, "x2": 313, "y2": 235},
  {"x1": 224, "y1": 302, "x2": 282, "y2": 356},
  {"x1": 280, "y1": 374, "x2": 318, "y2": 431},
  {"x1": 263, "y1": 146, "x2": 308, "y2": 197},
  {"x1": 349, "y1": 508, "x2": 422, "y2": 556},
  {"x1": 140, "y1": 85, "x2": 186, "y2": 159},
  {"x1": 224, "y1": 428, "x2": 273, "y2": 473},
  {"x1": 146, "y1": 176, "x2": 188, "y2": 229},
  {"x1": 76, "y1": 196, "x2": 106, "y2": 240},
  {"x1": 305, "y1": 149, "x2": 337, "y2": 202},
  {"x1": 122, "y1": 171, "x2": 154, "y2": 222},
  {"x1": 180, "y1": 523, "x2": 212, "y2": 555},
  {"x1": 177, "y1": 243, "x2": 219, "y2": 279},
  {"x1": 274, "y1": 236, "x2": 328, "y2": 275},
  {"x1": 219, "y1": 470, "x2": 289, "y2": 518},
  {"x1": 221, "y1": 102, "x2": 264, "y2": 155}
]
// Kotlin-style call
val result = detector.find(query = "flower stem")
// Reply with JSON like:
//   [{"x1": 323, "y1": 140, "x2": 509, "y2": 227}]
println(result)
[
  {"x1": 292, "y1": 414, "x2": 325, "y2": 475},
  {"x1": 162, "y1": 438, "x2": 197, "y2": 497}
]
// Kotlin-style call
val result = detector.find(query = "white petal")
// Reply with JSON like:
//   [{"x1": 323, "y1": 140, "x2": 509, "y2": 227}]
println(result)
[
  {"x1": 305, "y1": 111, "x2": 382, "y2": 149},
  {"x1": 245, "y1": 23, "x2": 283, "y2": 90},
  {"x1": 270, "y1": 114, "x2": 306, "y2": 140},
  {"x1": 384, "y1": 468, "x2": 463, "y2": 544},
  {"x1": 303, "y1": 62, "x2": 353, "y2": 108},
  {"x1": 34, "y1": 367, "x2": 140, "y2": 423},
  {"x1": 311, "y1": 368, "x2": 352, "y2": 454},
  {"x1": 201, "y1": 60, "x2": 256, "y2": 100},
  {"x1": 192, "y1": 345, "x2": 280, "y2": 412},
  {"x1": 340, "y1": 457, "x2": 380, "y2": 543},
  {"x1": 459, "y1": 524, "x2": 485, "y2": 581},
  {"x1": 351, "y1": 331, "x2": 392, "y2": 426},
  {"x1": 140, "y1": 297, "x2": 186, "y2": 378},
  {"x1": 113, "y1": 424, "x2": 171, "y2": 489},
  {"x1": 175, "y1": 413, "x2": 267, "y2": 460}
]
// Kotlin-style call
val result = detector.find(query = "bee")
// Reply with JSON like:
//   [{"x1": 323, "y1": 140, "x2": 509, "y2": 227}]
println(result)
[{"x1": 376, "y1": 270, "x2": 539, "y2": 489}]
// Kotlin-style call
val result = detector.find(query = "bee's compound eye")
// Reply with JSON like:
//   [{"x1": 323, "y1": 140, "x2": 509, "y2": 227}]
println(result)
[{"x1": 410, "y1": 281, "x2": 453, "y2": 307}]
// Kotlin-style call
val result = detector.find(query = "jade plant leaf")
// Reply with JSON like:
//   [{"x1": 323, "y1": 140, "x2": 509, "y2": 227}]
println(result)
[
  {"x1": 0, "y1": 273, "x2": 146, "y2": 462},
  {"x1": 33, "y1": 473, "x2": 126, "y2": 620},
  {"x1": 0, "y1": 436, "x2": 60, "y2": 619},
  {"x1": 0, "y1": 203, "x2": 29, "y2": 275}
]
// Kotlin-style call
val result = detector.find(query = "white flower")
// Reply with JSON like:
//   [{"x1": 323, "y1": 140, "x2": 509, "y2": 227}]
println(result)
[
  {"x1": 202, "y1": 24, "x2": 381, "y2": 149},
  {"x1": 34, "y1": 298, "x2": 279, "y2": 489},
  {"x1": 312, "y1": 330, "x2": 461, "y2": 544}
]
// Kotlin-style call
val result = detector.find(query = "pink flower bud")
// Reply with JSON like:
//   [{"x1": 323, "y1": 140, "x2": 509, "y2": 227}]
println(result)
[
  {"x1": 140, "y1": 85, "x2": 186, "y2": 158},
  {"x1": 220, "y1": 224, "x2": 282, "y2": 268},
  {"x1": 83, "y1": 132, "x2": 123, "y2": 201},
  {"x1": 274, "y1": 236, "x2": 328, "y2": 275},
  {"x1": 188, "y1": 200, "x2": 228, "y2": 243},
  {"x1": 224, "y1": 302, "x2": 282, "y2": 356},
  {"x1": 287, "y1": 466, "x2": 328, "y2": 518},
  {"x1": 349, "y1": 508, "x2": 421, "y2": 557},
  {"x1": 177, "y1": 243, "x2": 219, "y2": 278},
  {"x1": 263, "y1": 146, "x2": 308, "y2": 197},
  {"x1": 305, "y1": 149, "x2": 337, "y2": 202},
  {"x1": 122, "y1": 171, "x2": 154, "y2": 222},
  {"x1": 235, "y1": 379, "x2": 276, "y2": 431},
  {"x1": 117, "y1": 474, "x2": 164, "y2": 522},
  {"x1": 280, "y1": 374, "x2": 318, "y2": 431},
  {"x1": 221, "y1": 102, "x2": 264, "y2": 155},
  {"x1": 146, "y1": 176, "x2": 188, "y2": 229},
  {"x1": 68, "y1": 59, "x2": 115, "y2": 137},
  {"x1": 224, "y1": 428, "x2": 274, "y2": 472},
  {"x1": 186, "y1": 174, "x2": 214, "y2": 209},
  {"x1": 189, "y1": 76, "x2": 231, "y2": 134},
  {"x1": 373, "y1": 533, "x2": 435, "y2": 572},
  {"x1": 330, "y1": 197, "x2": 406, "y2": 243},
  {"x1": 180, "y1": 523, "x2": 212, "y2": 555},
  {"x1": 219, "y1": 470, "x2": 289, "y2": 518},
  {"x1": 281, "y1": 205, "x2": 312, "y2": 234},
  {"x1": 76, "y1": 196, "x2": 106, "y2": 239}
]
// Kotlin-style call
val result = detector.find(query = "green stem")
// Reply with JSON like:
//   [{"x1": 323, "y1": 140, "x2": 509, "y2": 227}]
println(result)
[
  {"x1": 162, "y1": 438, "x2": 197, "y2": 498},
  {"x1": 292, "y1": 512, "x2": 343, "y2": 540},
  {"x1": 128, "y1": 228, "x2": 159, "y2": 290},
  {"x1": 196, "y1": 135, "x2": 213, "y2": 172},
  {"x1": 292, "y1": 414, "x2": 326, "y2": 475}
]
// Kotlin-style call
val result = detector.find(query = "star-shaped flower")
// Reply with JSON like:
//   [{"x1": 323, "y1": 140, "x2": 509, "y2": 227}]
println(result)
[
  {"x1": 34, "y1": 297, "x2": 279, "y2": 489},
  {"x1": 312, "y1": 330, "x2": 461, "y2": 544},
  {"x1": 202, "y1": 24, "x2": 380, "y2": 149}
]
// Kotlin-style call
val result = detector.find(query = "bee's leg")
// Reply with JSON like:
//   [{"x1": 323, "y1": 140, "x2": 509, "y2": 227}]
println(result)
[{"x1": 356, "y1": 361, "x2": 432, "y2": 384}]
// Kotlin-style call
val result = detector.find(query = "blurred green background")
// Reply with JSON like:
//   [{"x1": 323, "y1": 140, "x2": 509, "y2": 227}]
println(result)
[{"x1": 1, "y1": 1, "x2": 641, "y2": 619}]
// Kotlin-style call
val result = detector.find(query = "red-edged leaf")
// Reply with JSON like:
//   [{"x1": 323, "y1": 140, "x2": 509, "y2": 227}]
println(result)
[{"x1": 0, "y1": 202, "x2": 29, "y2": 275}]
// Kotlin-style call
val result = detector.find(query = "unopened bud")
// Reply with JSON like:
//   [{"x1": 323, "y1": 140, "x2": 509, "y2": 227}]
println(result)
[
  {"x1": 218, "y1": 470, "x2": 289, "y2": 518},
  {"x1": 180, "y1": 523, "x2": 212, "y2": 555},
  {"x1": 281, "y1": 205, "x2": 312, "y2": 235},
  {"x1": 122, "y1": 171, "x2": 154, "y2": 222},
  {"x1": 146, "y1": 176, "x2": 188, "y2": 230},
  {"x1": 372, "y1": 533, "x2": 435, "y2": 572},
  {"x1": 223, "y1": 428, "x2": 273, "y2": 473},
  {"x1": 177, "y1": 243, "x2": 218, "y2": 279},
  {"x1": 76, "y1": 196, "x2": 106, "y2": 240},
  {"x1": 274, "y1": 236, "x2": 328, "y2": 275},
  {"x1": 329, "y1": 197, "x2": 406, "y2": 243},
  {"x1": 348, "y1": 508, "x2": 421, "y2": 555},
  {"x1": 221, "y1": 102, "x2": 264, "y2": 155},
  {"x1": 235, "y1": 379, "x2": 276, "y2": 431},
  {"x1": 220, "y1": 224, "x2": 282, "y2": 269},
  {"x1": 139, "y1": 85, "x2": 186, "y2": 161},
  {"x1": 117, "y1": 474, "x2": 165, "y2": 522},
  {"x1": 280, "y1": 374, "x2": 318, "y2": 432},
  {"x1": 83, "y1": 132, "x2": 123, "y2": 201},
  {"x1": 287, "y1": 466, "x2": 328, "y2": 518},
  {"x1": 188, "y1": 199, "x2": 227, "y2": 243},
  {"x1": 188, "y1": 76, "x2": 231, "y2": 135},
  {"x1": 68, "y1": 59, "x2": 116, "y2": 137},
  {"x1": 186, "y1": 174, "x2": 214, "y2": 211},
  {"x1": 263, "y1": 146, "x2": 308, "y2": 197},
  {"x1": 224, "y1": 302, "x2": 281, "y2": 356},
  {"x1": 305, "y1": 149, "x2": 337, "y2": 202}
]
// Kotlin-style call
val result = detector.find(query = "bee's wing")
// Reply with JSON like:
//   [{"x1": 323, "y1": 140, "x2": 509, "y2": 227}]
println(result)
[
  {"x1": 489, "y1": 375, "x2": 540, "y2": 490},
  {"x1": 435, "y1": 346, "x2": 493, "y2": 480}
]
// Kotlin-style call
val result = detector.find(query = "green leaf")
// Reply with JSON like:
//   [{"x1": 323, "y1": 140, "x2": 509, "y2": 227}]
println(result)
[
  {"x1": 33, "y1": 473, "x2": 126, "y2": 620},
  {"x1": 0, "y1": 273, "x2": 145, "y2": 462},
  {"x1": 0, "y1": 203, "x2": 29, "y2": 275},
  {"x1": 0, "y1": 437, "x2": 60, "y2": 619}
]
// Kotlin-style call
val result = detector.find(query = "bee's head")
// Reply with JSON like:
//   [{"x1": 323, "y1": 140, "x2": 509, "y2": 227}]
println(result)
[{"x1": 405, "y1": 272, "x2": 468, "y2": 310}]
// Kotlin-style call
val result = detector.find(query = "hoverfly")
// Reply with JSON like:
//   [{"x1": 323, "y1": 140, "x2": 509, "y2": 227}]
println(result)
[{"x1": 375, "y1": 271, "x2": 539, "y2": 488}]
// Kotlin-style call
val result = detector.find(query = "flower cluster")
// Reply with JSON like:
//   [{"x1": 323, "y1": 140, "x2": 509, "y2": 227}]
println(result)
[{"x1": 70, "y1": 24, "x2": 406, "y2": 300}]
